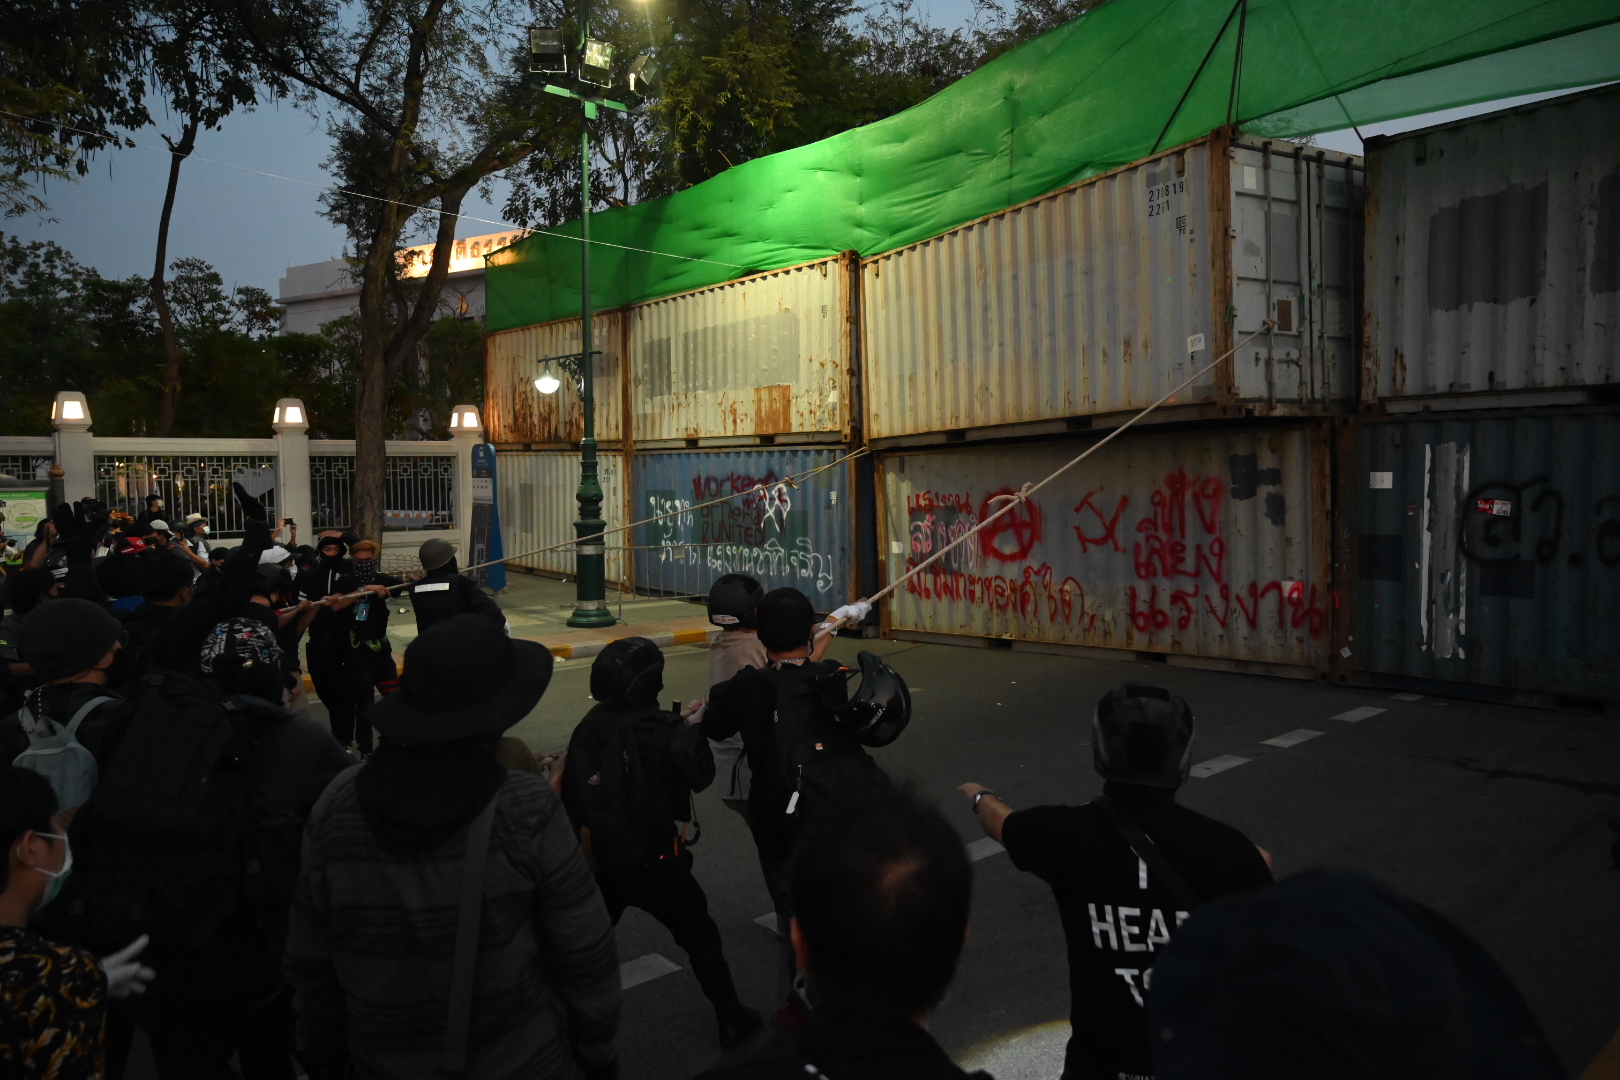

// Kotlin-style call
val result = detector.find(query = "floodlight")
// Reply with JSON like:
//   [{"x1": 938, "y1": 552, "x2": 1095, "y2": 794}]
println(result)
[
  {"x1": 629, "y1": 51, "x2": 660, "y2": 94},
  {"x1": 529, "y1": 27, "x2": 567, "y2": 74},
  {"x1": 535, "y1": 374, "x2": 562, "y2": 395},
  {"x1": 581, "y1": 38, "x2": 614, "y2": 86}
]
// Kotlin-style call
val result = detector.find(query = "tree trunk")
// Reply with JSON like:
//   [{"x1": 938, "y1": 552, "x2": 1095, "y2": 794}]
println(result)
[{"x1": 152, "y1": 115, "x2": 200, "y2": 438}]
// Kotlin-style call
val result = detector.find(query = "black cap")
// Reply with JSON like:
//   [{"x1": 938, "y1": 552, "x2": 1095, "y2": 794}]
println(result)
[
  {"x1": 1150, "y1": 869, "x2": 1566, "y2": 1079},
  {"x1": 1091, "y1": 683, "x2": 1195, "y2": 788},
  {"x1": 369, "y1": 614, "x2": 553, "y2": 745},
  {"x1": 590, "y1": 637, "x2": 664, "y2": 707},
  {"x1": 19, "y1": 599, "x2": 124, "y2": 681}
]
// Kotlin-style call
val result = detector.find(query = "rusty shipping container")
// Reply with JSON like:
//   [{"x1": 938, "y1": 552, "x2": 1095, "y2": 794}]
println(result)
[
  {"x1": 861, "y1": 132, "x2": 1361, "y2": 442},
  {"x1": 877, "y1": 424, "x2": 1333, "y2": 671},
  {"x1": 633, "y1": 448, "x2": 853, "y2": 610},
  {"x1": 629, "y1": 256, "x2": 853, "y2": 445},
  {"x1": 1352, "y1": 411, "x2": 1620, "y2": 706},
  {"x1": 498, "y1": 450, "x2": 627, "y2": 584},
  {"x1": 1363, "y1": 86, "x2": 1620, "y2": 410},
  {"x1": 486, "y1": 311, "x2": 625, "y2": 446}
]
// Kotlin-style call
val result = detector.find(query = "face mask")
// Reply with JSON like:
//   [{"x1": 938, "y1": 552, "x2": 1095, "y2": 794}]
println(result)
[
  {"x1": 28, "y1": 832, "x2": 73, "y2": 909},
  {"x1": 201, "y1": 525, "x2": 210, "y2": 536}
]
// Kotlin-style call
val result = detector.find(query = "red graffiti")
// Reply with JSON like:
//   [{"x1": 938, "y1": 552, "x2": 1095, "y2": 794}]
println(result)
[
  {"x1": 1135, "y1": 469, "x2": 1223, "y2": 540},
  {"x1": 1073, "y1": 488, "x2": 1129, "y2": 553},
  {"x1": 907, "y1": 490, "x2": 973, "y2": 514},
  {"x1": 1128, "y1": 580, "x2": 1324, "y2": 637},
  {"x1": 906, "y1": 562, "x2": 1091, "y2": 630},
  {"x1": 978, "y1": 488, "x2": 1042, "y2": 563},
  {"x1": 1133, "y1": 535, "x2": 1226, "y2": 585}
]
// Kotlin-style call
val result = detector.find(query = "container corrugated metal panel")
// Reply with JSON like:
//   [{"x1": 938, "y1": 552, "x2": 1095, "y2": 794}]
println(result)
[
  {"x1": 629, "y1": 258, "x2": 849, "y2": 442},
  {"x1": 632, "y1": 448, "x2": 852, "y2": 609},
  {"x1": 1354, "y1": 412, "x2": 1620, "y2": 702},
  {"x1": 498, "y1": 451, "x2": 626, "y2": 584},
  {"x1": 486, "y1": 312, "x2": 624, "y2": 445},
  {"x1": 862, "y1": 137, "x2": 1360, "y2": 439},
  {"x1": 1364, "y1": 86, "x2": 1620, "y2": 403},
  {"x1": 878, "y1": 424, "x2": 1332, "y2": 665}
]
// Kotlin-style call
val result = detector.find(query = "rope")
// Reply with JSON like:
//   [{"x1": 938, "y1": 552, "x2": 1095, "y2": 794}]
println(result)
[{"x1": 816, "y1": 321, "x2": 1276, "y2": 636}]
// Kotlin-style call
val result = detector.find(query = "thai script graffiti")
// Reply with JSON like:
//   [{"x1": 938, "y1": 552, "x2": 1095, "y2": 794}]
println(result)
[{"x1": 903, "y1": 562, "x2": 1091, "y2": 631}]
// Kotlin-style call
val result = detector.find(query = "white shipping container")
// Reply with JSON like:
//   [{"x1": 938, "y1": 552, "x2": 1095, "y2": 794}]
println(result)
[
  {"x1": 486, "y1": 312, "x2": 625, "y2": 445},
  {"x1": 498, "y1": 450, "x2": 627, "y2": 584}
]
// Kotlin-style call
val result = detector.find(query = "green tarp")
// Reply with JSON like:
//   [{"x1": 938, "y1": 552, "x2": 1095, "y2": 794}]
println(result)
[{"x1": 486, "y1": 0, "x2": 1620, "y2": 332}]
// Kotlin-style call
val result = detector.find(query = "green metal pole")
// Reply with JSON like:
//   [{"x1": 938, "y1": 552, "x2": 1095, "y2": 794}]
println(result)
[{"x1": 569, "y1": 0, "x2": 613, "y2": 628}]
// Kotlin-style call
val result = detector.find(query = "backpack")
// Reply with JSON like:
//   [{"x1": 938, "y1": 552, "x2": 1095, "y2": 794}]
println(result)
[
  {"x1": 761, "y1": 662, "x2": 873, "y2": 829},
  {"x1": 12, "y1": 692, "x2": 117, "y2": 810},
  {"x1": 563, "y1": 705, "x2": 706, "y2": 874},
  {"x1": 50, "y1": 671, "x2": 262, "y2": 955}
]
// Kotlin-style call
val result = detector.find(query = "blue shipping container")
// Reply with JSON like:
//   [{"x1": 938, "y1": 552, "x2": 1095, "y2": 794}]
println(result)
[
  {"x1": 1355, "y1": 412, "x2": 1620, "y2": 704},
  {"x1": 632, "y1": 447, "x2": 854, "y2": 610}
]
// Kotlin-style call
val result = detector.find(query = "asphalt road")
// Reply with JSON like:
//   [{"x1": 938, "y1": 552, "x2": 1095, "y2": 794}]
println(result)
[{"x1": 127, "y1": 636, "x2": 1620, "y2": 1078}]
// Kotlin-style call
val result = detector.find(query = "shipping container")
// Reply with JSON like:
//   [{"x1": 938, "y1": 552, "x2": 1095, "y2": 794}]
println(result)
[
  {"x1": 1363, "y1": 86, "x2": 1620, "y2": 409},
  {"x1": 1352, "y1": 411, "x2": 1620, "y2": 705},
  {"x1": 486, "y1": 311, "x2": 625, "y2": 446},
  {"x1": 877, "y1": 423, "x2": 1333, "y2": 670},
  {"x1": 861, "y1": 132, "x2": 1361, "y2": 441},
  {"x1": 498, "y1": 450, "x2": 627, "y2": 584},
  {"x1": 632, "y1": 447, "x2": 854, "y2": 610},
  {"x1": 629, "y1": 256, "x2": 853, "y2": 445}
]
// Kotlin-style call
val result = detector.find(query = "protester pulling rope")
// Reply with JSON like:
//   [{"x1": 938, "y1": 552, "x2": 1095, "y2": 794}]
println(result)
[{"x1": 816, "y1": 321, "x2": 1278, "y2": 636}]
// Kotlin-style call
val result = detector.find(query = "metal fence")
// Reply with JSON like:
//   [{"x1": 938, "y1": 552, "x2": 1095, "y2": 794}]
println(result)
[
  {"x1": 94, "y1": 454, "x2": 278, "y2": 538},
  {"x1": 0, "y1": 455, "x2": 53, "y2": 482},
  {"x1": 310, "y1": 455, "x2": 456, "y2": 532}
]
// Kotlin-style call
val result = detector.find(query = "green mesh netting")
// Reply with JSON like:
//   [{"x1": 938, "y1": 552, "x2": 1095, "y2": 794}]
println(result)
[{"x1": 486, "y1": 0, "x2": 1620, "y2": 332}]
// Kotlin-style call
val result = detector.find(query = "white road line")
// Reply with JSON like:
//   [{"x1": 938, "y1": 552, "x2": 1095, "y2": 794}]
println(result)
[
  {"x1": 967, "y1": 837, "x2": 1005, "y2": 862},
  {"x1": 1332, "y1": 706, "x2": 1387, "y2": 723},
  {"x1": 620, "y1": 953, "x2": 681, "y2": 989},
  {"x1": 1390, "y1": 692, "x2": 1424, "y2": 701},
  {"x1": 1190, "y1": 755, "x2": 1251, "y2": 778},
  {"x1": 1261, "y1": 728, "x2": 1324, "y2": 748}
]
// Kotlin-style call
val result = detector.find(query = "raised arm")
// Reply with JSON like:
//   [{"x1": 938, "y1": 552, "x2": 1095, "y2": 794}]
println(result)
[{"x1": 957, "y1": 782, "x2": 1015, "y2": 844}]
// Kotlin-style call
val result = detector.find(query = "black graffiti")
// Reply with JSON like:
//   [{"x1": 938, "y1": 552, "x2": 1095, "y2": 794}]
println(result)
[{"x1": 1457, "y1": 478, "x2": 1620, "y2": 569}]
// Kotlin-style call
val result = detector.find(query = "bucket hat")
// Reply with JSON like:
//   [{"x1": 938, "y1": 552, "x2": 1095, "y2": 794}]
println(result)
[{"x1": 369, "y1": 614, "x2": 553, "y2": 745}]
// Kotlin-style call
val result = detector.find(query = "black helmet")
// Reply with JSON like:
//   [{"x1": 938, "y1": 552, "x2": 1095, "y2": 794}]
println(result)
[
  {"x1": 591, "y1": 636, "x2": 664, "y2": 707},
  {"x1": 254, "y1": 562, "x2": 293, "y2": 599},
  {"x1": 1091, "y1": 683, "x2": 1195, "y2": 789},
  {"x1": 819, "y1": 651, "x2": 912, "y2": 748},
  {"x1": 707, "y1": 573, "x2": 764, "y2": 629}
]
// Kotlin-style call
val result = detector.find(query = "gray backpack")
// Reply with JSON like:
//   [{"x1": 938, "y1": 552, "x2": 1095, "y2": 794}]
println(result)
[{"x1": 13, "y1": 694, "x2": 116, "y2": 810}]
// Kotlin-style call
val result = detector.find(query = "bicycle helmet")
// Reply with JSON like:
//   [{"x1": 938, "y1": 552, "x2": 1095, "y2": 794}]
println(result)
[{"x1": 707, "y1": 573, "x2": 764, "y2": 629}]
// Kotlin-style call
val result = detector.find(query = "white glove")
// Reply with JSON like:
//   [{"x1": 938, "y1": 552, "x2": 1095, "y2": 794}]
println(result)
[
  {"x1": 100, "y1": 935, "x2": 156, "y2": 1000},
  {"x1": 827, "y1": 601, "x2": 872, "y2": 625}
]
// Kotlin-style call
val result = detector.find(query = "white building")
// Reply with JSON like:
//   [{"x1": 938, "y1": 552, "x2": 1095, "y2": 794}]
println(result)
[{"x1": 275, "y1": 230, "x2": 528, "y2": 335}]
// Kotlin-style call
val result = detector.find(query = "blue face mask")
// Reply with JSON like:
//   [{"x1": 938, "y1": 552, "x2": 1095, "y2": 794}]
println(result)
[{"x1": 28, "y1": 832, "x2": 72, "y2": 910}]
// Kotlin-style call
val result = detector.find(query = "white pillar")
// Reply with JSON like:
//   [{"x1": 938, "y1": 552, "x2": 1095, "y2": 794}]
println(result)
[
  {"x1": 50, "y1": 391, "x2": 95, "y2": 503},
  {"x1": 272, "y1": 398, "x2": 312, "y2": 538},
  {"x1": 449, "y1": 404, "x2": 484, "y2": 557}
]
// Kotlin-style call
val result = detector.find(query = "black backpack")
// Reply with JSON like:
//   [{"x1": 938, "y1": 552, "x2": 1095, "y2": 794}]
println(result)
[
  {"x1": 50, "y1": 671, "x2": 261, "y2": 956},
  {"x1": 762, "y1": 662, "x2": 873, "y2": 828}
]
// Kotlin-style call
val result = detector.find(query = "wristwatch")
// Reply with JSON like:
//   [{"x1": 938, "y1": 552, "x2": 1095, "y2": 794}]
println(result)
[{"x1": 972, "y1": 789, "x2": 998, "y2": 812}]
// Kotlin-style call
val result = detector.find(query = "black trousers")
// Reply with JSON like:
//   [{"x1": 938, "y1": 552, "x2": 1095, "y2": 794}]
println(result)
[
  {"x1": 345, "y1": 643, "x2": 397, "y2": 754},
  {"x1": 598, "y1": 852, "x2": 740, "y2": 1012},
  {"x1": 305, "y1": 647, "x2": 359, "y2": 749}
]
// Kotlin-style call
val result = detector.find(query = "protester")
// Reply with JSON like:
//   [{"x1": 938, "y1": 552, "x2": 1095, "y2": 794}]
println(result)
[
  {"x1": 295, "y1": 533, "x2": 366, "y2": 752},
  {"x1": 1148, "y1": 868, "x2": 1565, "y2": 1079},
  {"x1": 0, "y1": 600, "x2": 127, "y2": 788},
  {"x1": 135, "y1": 493, "x2": 165, "y2": 529},
  {"x1": 702, "y1": 769, "x2": 982, "y2": 1080},
  {"x1": 405, "y1": 536, "x2": 504, "y2": 633},
  {"x1": 344, "y1": 538, "x2": 402, "y2": 756},
  {"x1": 175, "y1": 514, "x2": 211, "y2": 581},
  {"x1": 285, "y1": 613, "x2": 621, "y2": 1080},
  {"x1": 705, "y1": 573, "x2": 767, "y2": 824},
  {"x1": 0, "y1": 766, "x2": 156, "y2": 1079},
  {"x1": 561, "y1": 637, "x2": 762, "y2": 1049},
  {"x1": 959, "y1": 683, "x2": 1273, "y2": 1080}
]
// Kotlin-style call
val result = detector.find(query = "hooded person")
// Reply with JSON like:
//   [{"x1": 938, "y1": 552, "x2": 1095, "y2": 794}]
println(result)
[
  {"x1": 343, "y1": 539, "x2": 402, "y2": 756},
  {"x1": 294, "y1": 534, "x2": 366, "y2": 752},
  {"x1": 958, "y1": 684, "x2": 1275, "y2": 1080},
  {"x1": 284, "y1": 614, "x2": 622, "y2": 1080},
  {"x1": 560, "y1": 638, "x2": 762, "y2": 1049},
  {"x1": 404, "y1": 537, "x2": 504, "y2": 635},
  {"x1": 0, "y1": 600, "x2": 127, "y2": 786}
]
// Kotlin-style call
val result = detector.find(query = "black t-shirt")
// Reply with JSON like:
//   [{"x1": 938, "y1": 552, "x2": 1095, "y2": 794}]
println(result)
[
  {"x1": 349, "y1": 574, "x2": 402, "y2": 646},
  {"x1": 1000, "y1": 784, "x2": 1272, "y2": 1080},
  {"x1": 295, "y1": 565, "x2": 358, "y2": 651}
]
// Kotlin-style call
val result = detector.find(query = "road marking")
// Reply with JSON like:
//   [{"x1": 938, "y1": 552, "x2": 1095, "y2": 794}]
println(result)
[
  {"x1": 967, "y1": 837, "x2": 1005, "y2": 862},
  {"x1": 1261, "y1": 729, "x2": 1324, "y2": 748},
  {"x1": 620, "y1": 953, "x2": 681, "y2": 989},
  {"x1": 1390, "y1": 692, "x2": 1423, "y2": 701},
  {"x1": 1332, "y1": 706, "x2": 1387, "y2": 723},
  {"x1": 1190, "y1": 755, "x2": 1251, "y2": 778},
  {"x1": 755, "y1": 912, "x2": 782, "y2": 935}
]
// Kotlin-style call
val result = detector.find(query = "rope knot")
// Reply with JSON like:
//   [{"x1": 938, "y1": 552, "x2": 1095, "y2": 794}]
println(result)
[{"x1": 988, "y1": 483, "x2": 1034, "y2": 510}]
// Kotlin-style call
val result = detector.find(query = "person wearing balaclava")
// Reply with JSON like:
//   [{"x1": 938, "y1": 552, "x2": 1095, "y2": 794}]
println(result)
[
  {"x1": 559, "y1": 637, "x2": 763, "y2": 1050},
  {"x1": 343, "y1": 539, "x2": 402, "y2": 757},
  {"x1": 293, "y1": 534, "x2": 365, "y2": 753},
  {"x1": 404, "y1": 537, "x2": 504, "y2": 635},
  {"x1": 284, "y1": 614, "x2": 622, "y2": 1079}
]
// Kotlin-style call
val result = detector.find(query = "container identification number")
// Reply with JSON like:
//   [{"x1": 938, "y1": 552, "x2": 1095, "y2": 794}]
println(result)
[{"x1": 1146, "y1": 179, "x2": 1186, "y2": 218}]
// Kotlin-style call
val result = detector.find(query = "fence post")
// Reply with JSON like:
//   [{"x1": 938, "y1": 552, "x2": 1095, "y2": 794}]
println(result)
[
  {"x1": 273, "y1": 399, "x2": 312, "y2": 535},
  {"x1": 449, "y1": 405, "x2": 483, "y2": 559},
  {"x1": 50, "y1": 391, "x2": 94, "y2": 503}
]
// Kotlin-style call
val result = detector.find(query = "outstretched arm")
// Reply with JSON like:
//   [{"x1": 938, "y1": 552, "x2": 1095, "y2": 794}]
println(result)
[{"x1": 957, "y1": 782, "x2": 1014, "y2": 844}]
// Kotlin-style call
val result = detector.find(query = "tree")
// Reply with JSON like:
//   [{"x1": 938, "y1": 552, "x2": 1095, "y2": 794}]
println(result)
[{"x1": 225, "y1": 0, "x2": 569, "y2": 541}]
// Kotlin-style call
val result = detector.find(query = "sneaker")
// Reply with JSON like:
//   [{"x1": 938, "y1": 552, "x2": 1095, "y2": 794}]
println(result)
[{"x1": 717, "y1": 1004, "x2": 763, "y2": 1049}]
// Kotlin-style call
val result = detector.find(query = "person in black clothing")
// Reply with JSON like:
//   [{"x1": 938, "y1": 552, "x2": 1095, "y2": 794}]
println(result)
[
  {"x1": 135, "y1": 493, "x2": 165, "y2": 529},
  {"x1": 702, "y1": 769, "x2": 981, "y2": 1080},
  {"x1": 559, "y1": 637, "x2": 762, "y2": 1050},
  {"x1": 344, "y1": 539, "x2": 400, "y2": 756},
  {"x1": 0, "y1": 599, "x2": 127, "y2": 784},
  {"x1": 959, "y1": 683, "x2": 1273, "y2": 1080},
  {"x1": 120, "y1": 554, "x2": 197, "y2": 682},
  {"x1": 295, "y1": 534, "x2": 365, "y2": 751},
  {"x1": 405, "y1": 537, "x2": 504, "y2": 634}
]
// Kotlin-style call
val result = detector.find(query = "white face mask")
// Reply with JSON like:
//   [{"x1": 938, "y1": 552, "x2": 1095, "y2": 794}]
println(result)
[
  {"x1": 26, "y1": 832, "x2": 73, "y2": 909},
  {"x1": 201, "y1": 525, "x2": 210, "y2": 536}
]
